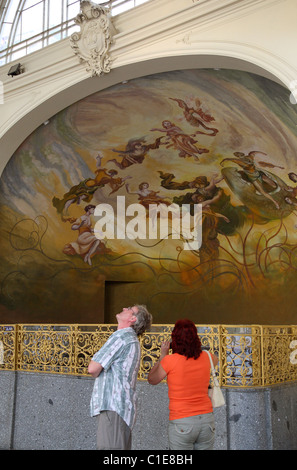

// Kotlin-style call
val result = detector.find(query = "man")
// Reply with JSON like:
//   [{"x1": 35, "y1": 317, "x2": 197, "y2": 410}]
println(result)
[{"x1": 88, "y1": 304, "x2": 152, "y2": 450}]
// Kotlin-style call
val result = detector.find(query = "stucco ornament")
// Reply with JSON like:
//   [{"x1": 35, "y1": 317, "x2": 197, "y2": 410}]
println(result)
[{"x1": 70, "y1": 1, "x2": 116, "y2": 76}]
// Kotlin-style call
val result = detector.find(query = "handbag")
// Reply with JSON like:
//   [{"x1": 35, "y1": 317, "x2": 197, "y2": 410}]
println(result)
[{"x1": 206, "y1": 350, "x2": 225, "y2": 408}]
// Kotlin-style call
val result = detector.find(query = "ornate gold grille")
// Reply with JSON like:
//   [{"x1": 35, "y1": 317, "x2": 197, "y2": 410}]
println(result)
[{"x1": 1, "y1": 324, "x2": 297, "y2": 387}]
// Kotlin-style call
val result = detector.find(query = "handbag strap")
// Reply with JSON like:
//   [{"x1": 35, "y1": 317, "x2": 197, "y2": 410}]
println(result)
[{"x1": 205, "y1": 350, "x2": 220, "y2": 386}]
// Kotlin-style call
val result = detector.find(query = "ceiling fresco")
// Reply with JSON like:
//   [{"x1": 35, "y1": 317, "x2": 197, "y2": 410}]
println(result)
[{"x1": 1, "y1": 69, "x2": 297, "y2": 324}]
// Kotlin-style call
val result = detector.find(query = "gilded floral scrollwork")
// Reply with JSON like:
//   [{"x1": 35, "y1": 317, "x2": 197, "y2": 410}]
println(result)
[{"x1": 1, "y1": 323, "x2": 297, "y2": 386}]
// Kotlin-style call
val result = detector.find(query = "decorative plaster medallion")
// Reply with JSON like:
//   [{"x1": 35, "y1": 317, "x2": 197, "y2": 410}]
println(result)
[{"x1": 70, "y1": 1, "x2": 116, "y2": 77}]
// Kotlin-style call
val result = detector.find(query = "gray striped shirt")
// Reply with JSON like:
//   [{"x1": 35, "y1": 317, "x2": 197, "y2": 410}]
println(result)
[{"x1": 90, "y1": 327, "x2": 140, "y2": 429}]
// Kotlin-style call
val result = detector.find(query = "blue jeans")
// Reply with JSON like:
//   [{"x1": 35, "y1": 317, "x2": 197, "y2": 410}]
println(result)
[{"x1": 168, "y1": 412, "x2": 215, "y2": 450}]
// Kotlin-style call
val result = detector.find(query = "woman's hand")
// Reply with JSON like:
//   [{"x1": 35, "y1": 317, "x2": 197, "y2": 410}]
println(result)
[
  {"x1": 148, "y1": 341, "x2": 169, "y2": 385},
  {"x1": 160, "y1": 341, "x2": 170, "y2": 359}
]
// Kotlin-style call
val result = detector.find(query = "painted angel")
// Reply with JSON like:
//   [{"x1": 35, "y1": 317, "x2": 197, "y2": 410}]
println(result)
[{"x1": 150, "y1": 120, "x2": 209, "y2": 161}]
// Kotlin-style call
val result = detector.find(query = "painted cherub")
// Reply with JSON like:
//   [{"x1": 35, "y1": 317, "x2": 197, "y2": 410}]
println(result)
[{"x1": 125, "y1": 181, "x2": 171, "y2": 209}]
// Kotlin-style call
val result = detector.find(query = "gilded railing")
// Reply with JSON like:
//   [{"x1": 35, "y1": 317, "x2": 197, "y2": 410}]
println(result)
[{"x1": 1, "y1": 324, "x2": 297, "y2": 387}]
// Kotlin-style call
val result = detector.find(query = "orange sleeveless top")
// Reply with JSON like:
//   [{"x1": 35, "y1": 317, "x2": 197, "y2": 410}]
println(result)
[{"x1": 161, "y1": 351, "x2": 213, "y2": 420}]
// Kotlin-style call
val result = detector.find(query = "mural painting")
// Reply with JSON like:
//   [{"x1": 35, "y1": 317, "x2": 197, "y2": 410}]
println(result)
[{"x1": 1, "y1": 69, "x2": 297, "y2": 324}]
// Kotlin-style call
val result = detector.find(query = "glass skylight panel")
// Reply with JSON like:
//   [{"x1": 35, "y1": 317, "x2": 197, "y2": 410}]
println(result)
[
  {"x1": 49, "y1": 0, "x2": 63, "y2": 29},
  {"x1": 0, "y1": 0, "x2": 152, "y2": 64},
  {"x1": 21, "y1": 2, "x2": 44, "y2": 41}
]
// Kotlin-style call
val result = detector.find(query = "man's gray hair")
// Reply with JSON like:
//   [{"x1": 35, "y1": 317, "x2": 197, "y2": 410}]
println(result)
[{"x1": 132, "y1": 304, "x2": 152, "y2": 336}]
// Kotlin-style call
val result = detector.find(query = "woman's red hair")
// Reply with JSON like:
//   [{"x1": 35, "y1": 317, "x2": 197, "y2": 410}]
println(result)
[{"x1": 171, "y1": 319, "x2": 202, "y2": 359}]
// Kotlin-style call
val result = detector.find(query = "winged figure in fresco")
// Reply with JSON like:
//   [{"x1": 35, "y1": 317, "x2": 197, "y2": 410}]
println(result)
[
  {"x1": 220, "y1": 151, "x2": 281, "y2": 209},
  {"x1": 126, "y1": 181, "x2": 172, "y2": 230},
  {"x1": 125, "y1": 181, "x2": 171, "y2": 209},
  {"x1": 150, "y1": 120, "x2": 209, "y2": 161},
  {"x1": 158, "y1": 171, "x2": 238, "y2": 261},
  {"x1": 158, "y1": 171, "x2": 219, "y2": 192},
  {"x1": 159, "y1": 171, "x2": 224, "y2": 200},
  {"x1": 158, "y1": 170, "x2": 246, "y2": 233},
  {"x1": 169, "y1": 97, "x2": 219, "y2": 136},
  {"x1": 52, "y1": 153, "x2": 131, "y2": 218},
  {"x1": 107, "y1": 137, "x2": 165, "y2": 169},
  {"x1": 220, "y1": 150, "x2": 297, "y2": 220}
]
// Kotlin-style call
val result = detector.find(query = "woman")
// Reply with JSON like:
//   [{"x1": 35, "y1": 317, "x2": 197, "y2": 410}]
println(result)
[
  {"x1": 148, "y1": 319, "x2": 218, "y2": 450},
  {"x1": 150, "y1": 120, "x2": 209, "y2": 160},
  {"x1": 63, "y1": 204, "x2": 108, "y2": 265}
]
